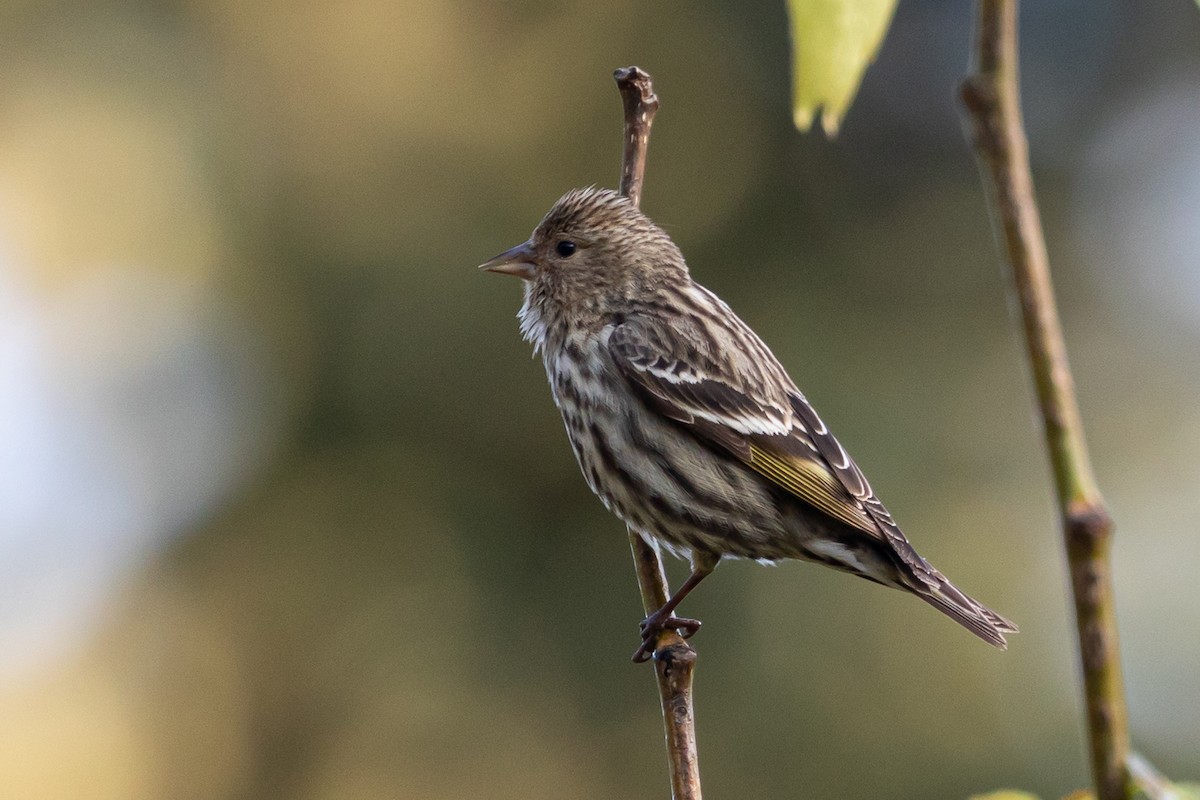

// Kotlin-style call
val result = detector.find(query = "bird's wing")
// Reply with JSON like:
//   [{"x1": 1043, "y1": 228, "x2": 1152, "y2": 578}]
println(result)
[{"x1": 608, "y1": 316, "x2": 890, "y2": 539}]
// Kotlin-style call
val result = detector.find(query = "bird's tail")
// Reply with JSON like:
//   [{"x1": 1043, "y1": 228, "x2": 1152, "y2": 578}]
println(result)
[{"x1": 913, "y1": 576, "x2": 1018, "y2": 649}]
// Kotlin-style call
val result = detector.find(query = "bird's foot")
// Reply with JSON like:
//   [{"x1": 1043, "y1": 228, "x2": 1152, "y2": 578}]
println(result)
[{"x1": 631, "y1": 612, "x2": 702, "y2": 663}]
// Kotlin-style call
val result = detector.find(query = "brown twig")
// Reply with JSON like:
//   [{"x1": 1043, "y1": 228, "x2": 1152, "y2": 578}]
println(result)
[
  {"x1": 613, "y1": 65, "x2": 703, "y2": 800},
  {"x1": 616, "y1": 66, "x2": 659, "y2": 208},
  {"x1": 958, "y1": 3, "x2": 1130, "y2": 799}
]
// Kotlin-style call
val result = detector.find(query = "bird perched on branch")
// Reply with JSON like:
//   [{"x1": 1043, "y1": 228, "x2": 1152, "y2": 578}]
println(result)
[{"x1": 481, "y1": 187, "x2": 1016, "y2": 662}]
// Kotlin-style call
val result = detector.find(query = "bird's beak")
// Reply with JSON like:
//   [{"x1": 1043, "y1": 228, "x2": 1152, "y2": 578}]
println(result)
[{"x1": 479, "y1": 240, "x2": 538, "y2": 280}]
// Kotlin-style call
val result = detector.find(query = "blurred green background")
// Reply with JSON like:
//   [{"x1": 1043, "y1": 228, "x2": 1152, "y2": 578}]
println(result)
[{"x1": 1, "y1": 1, "x2": 1198, "y2": 798}]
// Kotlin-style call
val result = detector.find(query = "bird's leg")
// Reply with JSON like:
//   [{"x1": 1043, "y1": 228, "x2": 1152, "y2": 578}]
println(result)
[{"x1": 632, "y1": 556, "x2": 717, "y2": 663}]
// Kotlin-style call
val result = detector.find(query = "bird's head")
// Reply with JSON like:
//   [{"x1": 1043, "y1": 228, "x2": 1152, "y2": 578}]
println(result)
[{"x1": 479, "y1": 187, "x2": 686, "y2": 337}]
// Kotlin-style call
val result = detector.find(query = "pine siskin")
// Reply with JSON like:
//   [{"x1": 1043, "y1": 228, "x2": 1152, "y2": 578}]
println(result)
[{"x1": 481, "y1": 187, "x2": 1017, "y2": 661}]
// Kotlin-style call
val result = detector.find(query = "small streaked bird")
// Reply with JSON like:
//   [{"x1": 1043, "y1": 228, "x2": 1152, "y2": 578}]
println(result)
[{"x1": 481, "y1": 187, "x2": 1016, "y2": 661}]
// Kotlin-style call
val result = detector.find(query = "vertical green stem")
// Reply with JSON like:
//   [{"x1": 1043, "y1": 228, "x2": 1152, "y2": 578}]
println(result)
[{"x1": 959, "y1": 2, "x2": 1129, "y2": 798}]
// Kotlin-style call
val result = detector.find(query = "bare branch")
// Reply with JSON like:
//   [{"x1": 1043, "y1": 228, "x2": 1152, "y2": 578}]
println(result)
[
  {"x1": 628, "y1": 533, "x2": 701, "y2": 799},
  {"x1": 959, "y1": 3, "x2": 1130, "y2": 798},
  {"x1": 615, "y1": 66, "x2": 660, "y2": 208},
  {"x1": 613, "y1": 65, "x2": 702, "y2": 800}
]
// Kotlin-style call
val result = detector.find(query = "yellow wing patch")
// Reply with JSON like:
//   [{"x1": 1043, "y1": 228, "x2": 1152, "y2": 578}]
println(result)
[{"x1": 748, "y1": 444, "x2": 876, "y2": 533}]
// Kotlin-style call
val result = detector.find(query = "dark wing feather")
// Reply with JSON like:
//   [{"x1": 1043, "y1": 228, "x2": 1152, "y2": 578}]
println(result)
[
  {"x1": 608, "y1": 317, "x2": 882, "y2": 537},
  {"x1": 610, "y1": 316, "x2": 1016, "y2": 646},
  {"x1": 787, "y1": 391, "x2": 935, "y2": 580}
]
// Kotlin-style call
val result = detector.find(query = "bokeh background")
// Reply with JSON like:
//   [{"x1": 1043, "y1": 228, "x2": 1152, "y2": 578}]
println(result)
[{"x1": 1, "y1": 1, "x2": 1198, "y2": 798}]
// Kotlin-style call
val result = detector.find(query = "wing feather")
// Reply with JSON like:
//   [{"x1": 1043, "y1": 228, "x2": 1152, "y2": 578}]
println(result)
[
  {"x1": 747, "y1": 443, "x2": 873, "y2": 531},
  {"x1": 608, "y1": 313, "x2": 1014, "y2": 646},
  {"x1": 609, "y1": 317, "x2": 881, "y2": 537}
]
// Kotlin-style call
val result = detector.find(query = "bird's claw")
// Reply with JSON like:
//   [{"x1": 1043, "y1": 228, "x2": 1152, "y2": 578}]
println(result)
[{"x1": 631, "y1": 613, "x2": 702, "y2": 662}]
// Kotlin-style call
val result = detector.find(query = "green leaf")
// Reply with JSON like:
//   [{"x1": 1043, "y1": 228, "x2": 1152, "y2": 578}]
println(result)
[
  {"x1": 969, "y1": 792, "x2": 1041, "y2": 800},
  {"x1": 786, "y1": 0, "x2": 898, "y2": 135}
]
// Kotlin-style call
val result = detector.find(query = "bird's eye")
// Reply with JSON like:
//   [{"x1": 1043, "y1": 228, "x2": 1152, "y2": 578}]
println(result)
[{"x1": 555, "y1": 240, "x2": 577, "y2": 258}]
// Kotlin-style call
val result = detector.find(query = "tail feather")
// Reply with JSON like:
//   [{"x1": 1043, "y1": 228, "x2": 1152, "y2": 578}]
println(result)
[{"x1": 915, "y1": 578, "x2": 1018, "y2": 649}]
